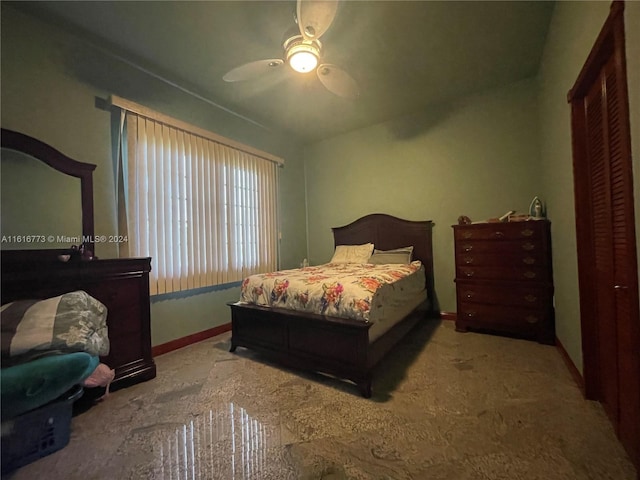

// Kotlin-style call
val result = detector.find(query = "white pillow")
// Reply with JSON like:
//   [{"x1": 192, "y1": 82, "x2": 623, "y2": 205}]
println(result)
[{"x1": 330, "y1": 243, "x2": 374, "y2": 264}]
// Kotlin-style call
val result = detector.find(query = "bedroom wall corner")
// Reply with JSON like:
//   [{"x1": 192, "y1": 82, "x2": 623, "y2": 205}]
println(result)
[{"x1": 277, "y1": 147, "x2": 308, "y2": 270}]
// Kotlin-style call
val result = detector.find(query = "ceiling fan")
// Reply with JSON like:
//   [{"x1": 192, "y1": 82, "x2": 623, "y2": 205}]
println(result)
[{"x1": 223, "y1": 0, "x2": 359, "y2": 99}]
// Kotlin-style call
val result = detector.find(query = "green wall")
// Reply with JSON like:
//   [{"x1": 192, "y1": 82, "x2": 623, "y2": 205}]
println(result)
[
  {"x1": 0, "y1": 5, "x2": 307, "y2": 346},
  {"x1": 537, "y1": 1, "x2": 640, "y2": 372},
  {"x1": 304, "y1": 78, "x2": 542, "y2": 312}
]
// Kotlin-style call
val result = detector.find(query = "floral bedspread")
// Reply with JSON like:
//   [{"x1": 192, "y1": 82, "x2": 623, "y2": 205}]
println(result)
[{"x1": 239, "y1": 261, "x2": 423, "y2": 322}]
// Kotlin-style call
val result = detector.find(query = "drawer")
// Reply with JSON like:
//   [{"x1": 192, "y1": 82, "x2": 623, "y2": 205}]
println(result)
[
  {"x1": 457, "y1": 265, "x2": 549, "y2": 282},
  {"x1": 457, "y1": 283, "x2": 551, "y2": 308},
  {"x1": 456, "y1": 240, "x2": 544, "y2": 255},
  {"x1": 456, "y1": 252, "x2": 547, "y2": 268},
  {"x1": 457, "y1": 302, "x2": 550, "y2": 329},
  {"x1": 454, "y1": 224, "x2": 545, "y2": 242}
]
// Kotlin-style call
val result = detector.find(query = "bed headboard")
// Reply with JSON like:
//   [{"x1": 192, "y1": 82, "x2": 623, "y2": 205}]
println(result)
[{"x1": 332, "y1": 213, "x2": 435, "y2": 313}]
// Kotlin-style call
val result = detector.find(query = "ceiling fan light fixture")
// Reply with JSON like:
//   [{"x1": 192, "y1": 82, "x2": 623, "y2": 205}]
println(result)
[
  {"x1": 285, "y1": 38, "x2": 320, "y2": 73},
  {"x1": 289, "y1": 50, "x2": 318, "y2": 73},
  {"x1": 224, "y1": 3, "x2": 358, "y2": 99}
]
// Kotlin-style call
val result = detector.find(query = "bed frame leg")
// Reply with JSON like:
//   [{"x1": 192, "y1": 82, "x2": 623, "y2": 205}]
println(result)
[{"x1": 229, "y1": 343, "x2": 237, "y2": 353}]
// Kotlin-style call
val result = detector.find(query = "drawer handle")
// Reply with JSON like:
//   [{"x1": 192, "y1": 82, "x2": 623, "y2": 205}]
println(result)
[
  {"x1": 522, "y1": 257, "x2": 536, "y2": 265},
  {"x1": 524, "y1": 294, "x2": 538, "y2": 303},
  {"x1": 462, "y1": 232, "x2": 473, "y2": 239},
  {"x1": 463, "y1": 244, "x2": 473, "y2": 252},
  {"x1": 493, "y1": 231, "x2": 504, "y2": 238},
  {"x1": 523, "y1": 271, "x2": 537, "y2": 279},
  {"x1": 521, "y1": 229, "x2": 534, "y2": 237},
  {"x1": 465, "y1": 291, "x2": 475, "y2": 299},
  {"x1": 522, "y1": 242, "x2": 535, "y2": 251},
  {"x1": 525, "y1": 315, "x2": 539, "y2": 324},
  {"x1": 466, "y1": 311, "x2": 476, "y2": 318},
  {"x1": 465, "y1": 270, "x2": 475, "y2": 277},
  {"x1": 464, "y1": 257, "x2": 475, "y2": 265}
]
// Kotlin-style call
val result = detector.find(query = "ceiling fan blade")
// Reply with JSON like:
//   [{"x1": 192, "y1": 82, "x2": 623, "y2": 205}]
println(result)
[
  {"x1": 296, "y1": 0, "x2": 339, "y2": 40},
  {"x1": 223, "y1": 59, "x2": 284, "y2": 82},
  {"x1": 316, "y1": 64, "x2": 359, "y2": 99}
]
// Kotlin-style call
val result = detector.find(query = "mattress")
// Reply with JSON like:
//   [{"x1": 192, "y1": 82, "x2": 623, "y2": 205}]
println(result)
[
  {"x1": 367, "y1": 284, "x2": 427, "y2": 342},
  {"x1": 239, "y1": 261, "x2": 427, "y2": 341}
]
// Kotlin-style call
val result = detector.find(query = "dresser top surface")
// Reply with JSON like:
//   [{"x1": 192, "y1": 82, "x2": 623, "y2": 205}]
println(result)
[{"x1": 453, "y1": 220, "x2": 549, "y2": 229}]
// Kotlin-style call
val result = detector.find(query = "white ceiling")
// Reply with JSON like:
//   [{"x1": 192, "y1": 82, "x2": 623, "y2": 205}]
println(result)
[{"x1": 11, "y1": 1, "x2": 555, "y2": 144}]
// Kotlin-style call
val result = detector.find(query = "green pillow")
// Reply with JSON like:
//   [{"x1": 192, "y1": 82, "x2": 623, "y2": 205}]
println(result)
[{"x1": 1, "y1": 352, "x2": 98, "y2": 420}]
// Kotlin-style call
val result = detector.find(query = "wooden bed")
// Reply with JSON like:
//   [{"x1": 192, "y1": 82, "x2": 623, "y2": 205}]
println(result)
[{"x1": 228, "y1": 213, "x2": 435, "y2": 397}]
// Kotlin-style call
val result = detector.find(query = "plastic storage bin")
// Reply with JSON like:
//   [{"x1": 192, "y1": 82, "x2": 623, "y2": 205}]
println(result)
[{"x1": 1, "y1": 385, "x2": 83, "y2": 474}]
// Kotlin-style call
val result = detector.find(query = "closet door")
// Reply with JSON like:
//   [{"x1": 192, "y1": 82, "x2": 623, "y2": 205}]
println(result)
[
  {"x1": 569, "y1": 1, "x2": 639, "y2": 470},
  {"x1": 602, "y1": 52, "x2": 640, "y2": 462},
  {"x1": 584, "y1": 62, "x2": 618, "y2": 426}
]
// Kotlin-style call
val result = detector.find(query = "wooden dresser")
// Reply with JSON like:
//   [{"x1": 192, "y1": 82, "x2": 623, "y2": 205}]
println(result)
[
  {"x1": 1, "y1": 129, "x2": 155, "y2": 392},
  {"x1": 452, "y1": 220, "x2": 555, "y2": 344},
  {"x1": 1, "y1": 253, "x2": 157, "y2": 390}
]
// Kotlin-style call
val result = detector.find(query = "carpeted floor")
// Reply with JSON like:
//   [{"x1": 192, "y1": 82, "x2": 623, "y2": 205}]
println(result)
[{"x1": 5, "y1": 320, "x2": 637, "y2": 479}]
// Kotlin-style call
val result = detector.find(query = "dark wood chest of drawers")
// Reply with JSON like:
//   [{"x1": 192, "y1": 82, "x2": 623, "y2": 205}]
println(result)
[
  {"x1": 1, "y1": 254, "x2": 156, "y2": 390},
  {"x1": 452, "y1": 221, "x2": 555, "y2": 344}
]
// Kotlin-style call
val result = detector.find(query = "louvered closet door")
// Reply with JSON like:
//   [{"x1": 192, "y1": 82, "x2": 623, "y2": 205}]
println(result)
[
  {"x1": 603, "y1": 53, "x2": 640, "y2": 455},
  {"x1": 570, "y1": 3, "x2": 640, "y2": 469},
  {"x1": 585, "y1": 54, "x2": 639, "y2": 437},
  {"x1": 584, "y1": 63, "x2": 618, "y2": 426}
]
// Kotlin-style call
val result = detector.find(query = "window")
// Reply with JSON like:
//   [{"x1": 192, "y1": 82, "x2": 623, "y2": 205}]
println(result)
[{"x1": 116, "y1": 103, "x2": 280, "y2": 295}]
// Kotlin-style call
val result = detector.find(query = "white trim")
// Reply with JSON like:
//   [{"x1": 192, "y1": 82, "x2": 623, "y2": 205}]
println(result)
[{"x1": 109, "y1": 95, "x2": 284, "y2": 166}]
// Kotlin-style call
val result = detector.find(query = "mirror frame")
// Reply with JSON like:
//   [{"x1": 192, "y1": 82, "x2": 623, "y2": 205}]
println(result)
[{"x1": 1, "y1": 128, "x2": 97, "y2": 252}]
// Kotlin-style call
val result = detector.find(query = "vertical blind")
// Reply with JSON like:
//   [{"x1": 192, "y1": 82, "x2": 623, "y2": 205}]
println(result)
[{"x1": 120, "y1": 111, "x2": 279, "y2": 295}]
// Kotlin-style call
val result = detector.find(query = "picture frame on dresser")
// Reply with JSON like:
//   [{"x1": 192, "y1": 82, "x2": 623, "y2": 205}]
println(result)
[
  {"x1": 452, "y1": 220, "x2": 555, "y2": 345},
  {"x1": 1, "y1": 129, "x2": 156, "y2": 390}
]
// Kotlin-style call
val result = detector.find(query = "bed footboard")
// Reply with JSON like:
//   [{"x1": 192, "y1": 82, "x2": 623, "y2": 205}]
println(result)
[
  {"x1": 228, "y1": 302, "x2": 374, "y2": 396},
  {"x1": 228, "y1": 300, "x2": 431, "y2": 397}
]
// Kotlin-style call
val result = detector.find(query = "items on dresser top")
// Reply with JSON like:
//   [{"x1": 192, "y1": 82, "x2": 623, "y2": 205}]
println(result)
[{"x1": 452, "y1": 220, "x2": 555, "y2": 344}]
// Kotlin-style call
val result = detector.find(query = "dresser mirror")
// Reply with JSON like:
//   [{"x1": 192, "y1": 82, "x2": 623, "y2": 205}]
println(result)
[
  {"x1": 0, "y1": 128, "x2": 96, "y2": 255},
  {"x1": 1, "y1": 148, "x2": 82, "y2": 249}
]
